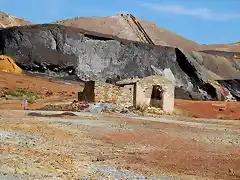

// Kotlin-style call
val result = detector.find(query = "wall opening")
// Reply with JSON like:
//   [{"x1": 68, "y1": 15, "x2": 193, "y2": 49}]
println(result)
[
  {"x1": 133, "y1": 84, "x2": 137, "y2": 106},
  {"x1": 150, "y1": 85, "x2": 163, "y2": 108}
]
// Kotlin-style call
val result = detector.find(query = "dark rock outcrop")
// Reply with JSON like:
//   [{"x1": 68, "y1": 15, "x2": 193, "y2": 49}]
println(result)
[
  {"x1": 217, "y1": 79, "x2": 240, "y2": 101},
  {"x1": 0, "y1": 24, "x2": 238, "y2": 100}
]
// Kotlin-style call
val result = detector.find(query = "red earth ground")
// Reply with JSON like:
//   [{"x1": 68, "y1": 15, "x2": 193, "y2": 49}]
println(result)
[
  {"x1": 175, "y1": 99, "x2": 240, "y2": 120},
  {"x1": 0, "y1": 72, "x2": 240, "y2": 179},
  {"x1": 0, "y1": 111, "x2": 239, "y2": 179},
  {"x1": 0, "y1": 72, "x2": 82, "y2": 109},
  {"x1": 0, "y1": 72, "x2": 240, "y2": 120}
]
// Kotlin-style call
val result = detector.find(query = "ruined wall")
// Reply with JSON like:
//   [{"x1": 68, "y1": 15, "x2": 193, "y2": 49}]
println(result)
[
  {"x1": 118, "y1": 84, "x2": 135, "y2": 106},
  {"x1": 94, "y1": 82, "x2": 134, "y2": 106},
  {"x1": 135, "y1": 76, "x2": 174, "y2": 113},
  {"x1": 162, "y1": 83, "x2": 175, "y2": 114},
  {"x1": 78, "y1": 81, "x2": 95, "y2": 102}
]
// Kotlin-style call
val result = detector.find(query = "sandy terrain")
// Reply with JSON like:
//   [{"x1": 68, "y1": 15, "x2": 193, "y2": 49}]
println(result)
[{"x1": 0, "y1": 110, "x2": 239, "y2": 179}]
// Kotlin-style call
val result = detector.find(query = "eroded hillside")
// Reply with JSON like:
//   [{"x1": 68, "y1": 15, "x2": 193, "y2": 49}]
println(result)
[
  {"x1": 0, "y1": 11, "x2": 33, "y2": 28},
  {"x1": 53, "y1": 14, "x2": 201, "y2": 51}
]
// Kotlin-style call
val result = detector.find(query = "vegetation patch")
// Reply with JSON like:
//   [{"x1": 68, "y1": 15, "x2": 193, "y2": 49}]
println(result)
[{"x1": 0, "y1": 88, "x2": 41, "y2": 104}]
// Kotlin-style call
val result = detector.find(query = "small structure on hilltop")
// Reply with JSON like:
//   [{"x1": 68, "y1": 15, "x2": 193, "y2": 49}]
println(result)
[
  {"x1": 0, "y1": 55, "x2": 22, "y2": 73},
  {"x1": 78, "y1": 75, "x2": 175, "y2": 114}
]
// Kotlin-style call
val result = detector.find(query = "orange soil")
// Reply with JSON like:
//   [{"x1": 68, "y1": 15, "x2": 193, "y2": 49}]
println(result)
[
  {"x1": 175, "y1": 99, "x2": 240, "y2": 120},
  {"x1": 98, "y1": 118, "x2": 240, "y2": 180},
  {"x1": 0, "y1": 72, "x2": 82, "y2": 109},
  {"x1": 1, "y1": 72, "x2": 240, "y2": 120}
]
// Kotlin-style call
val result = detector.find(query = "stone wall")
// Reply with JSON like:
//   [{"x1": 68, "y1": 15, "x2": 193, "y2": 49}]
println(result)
[
  {"x1": 162, "y1": 83, "x2": 175, "y2": 114},
  {"x1": 78, "y1": 81, "x2": 95, "y2": 102},
  {"x1": 80, "y1": 81, "x2": 134, "y2": 106},
  {"x1": 117, "y1": 84, "x2": 135, "y2": 106},
  {"x1": 135, "y1": 76, "x2": 175, "y2": 113},
  {"x1": 79, "y1": 76, "x2": 174, "y2": 113}
]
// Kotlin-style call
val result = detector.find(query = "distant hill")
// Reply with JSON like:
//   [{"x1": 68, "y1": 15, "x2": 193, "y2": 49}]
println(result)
[
  {"x1": 197, "y1": 42, "x2": 240, "y2": 53},
  {"x1": 52, "y1": 14, "x2": 240, "y2": 53},
  {"x1": 52, "y1": 14, "x2": 201, "y2": 51},
  {"x1": 0, "y1": 11, "x2": 33, "y2": 28},
  {"x1": 1, "y1": 11, "x2": 238, "y2": 52}
]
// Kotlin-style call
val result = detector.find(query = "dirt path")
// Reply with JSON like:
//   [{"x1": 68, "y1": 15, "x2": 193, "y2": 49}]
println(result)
[{"x1": 0, "y1": 110, "x2": 239, "y2": 179}]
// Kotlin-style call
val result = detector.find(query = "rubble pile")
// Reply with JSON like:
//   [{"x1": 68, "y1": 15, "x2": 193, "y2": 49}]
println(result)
[
  {"x1": 147, "y1": 107, "x2": 165, "y2": 115},
  {"x1": 41, "y1": 100, "x2": 170, "y2": 117},
  {"x1": 40, "y1": 101, "x2": 90, "y2": 112},
  {"x1": 66, "y1": 100, "x2": 90, "y2": 112}
]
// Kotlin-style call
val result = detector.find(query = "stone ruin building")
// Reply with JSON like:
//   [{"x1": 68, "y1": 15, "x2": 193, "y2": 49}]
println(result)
[{"x1": 78, "y1": 75, "x2": 175, "y2": 114}]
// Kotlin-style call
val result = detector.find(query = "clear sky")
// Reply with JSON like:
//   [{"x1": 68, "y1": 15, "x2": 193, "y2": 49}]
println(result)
[{"x1": 0, "y1": 0, "x2": 239, "y2": 44}]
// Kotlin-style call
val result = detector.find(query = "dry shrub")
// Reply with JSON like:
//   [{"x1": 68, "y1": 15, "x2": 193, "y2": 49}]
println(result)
[{"x1": 136, "y1": 103, "x2": 148, "y2": 113}]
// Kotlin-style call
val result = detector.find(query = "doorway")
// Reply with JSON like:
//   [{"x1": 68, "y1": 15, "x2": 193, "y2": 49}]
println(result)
[{"x1": 150, "y1": 85, "x2": 163, "y2": 108}]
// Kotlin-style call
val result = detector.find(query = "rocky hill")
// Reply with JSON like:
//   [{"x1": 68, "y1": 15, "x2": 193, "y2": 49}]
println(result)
[
  {"x1": 1, "y1": 24, "x2": 240, "y2": 101},
  {"x1": 0, "y1": 11, "x2": 33, "y2": 28},
  {"x1": 0, "y1": 12, "x2": 239, "y2": 101}
]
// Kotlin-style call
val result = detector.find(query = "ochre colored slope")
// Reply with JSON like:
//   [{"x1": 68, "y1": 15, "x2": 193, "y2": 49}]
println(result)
[{"x1": 0, "y1": 55, "x2": 23, "y2": 73}]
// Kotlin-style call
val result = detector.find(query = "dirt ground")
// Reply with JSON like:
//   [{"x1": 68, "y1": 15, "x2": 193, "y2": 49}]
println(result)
[
  {"x1": 1, "y1": 72, "x2": 240, "y2": 120},
  {"x1": 0, "y1": 110, "x2": 239, "y2": 179},
  {"x1": 175, "y1": 99, "x2": 240, "y2": 120},
  {"x1": 0, "y1": 73, "x2": 240, "y2": 179},
  {"x1": 0, "y1": 72, "x2": 82, "y2": 110}
]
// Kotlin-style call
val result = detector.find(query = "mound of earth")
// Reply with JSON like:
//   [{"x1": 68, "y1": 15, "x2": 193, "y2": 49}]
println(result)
[
  {"x1": 0, "y1": 55, "x2": 23, "y2": 73},
  {"x1": 0, "y1": 11, "x2": 33, "y2": 28}
]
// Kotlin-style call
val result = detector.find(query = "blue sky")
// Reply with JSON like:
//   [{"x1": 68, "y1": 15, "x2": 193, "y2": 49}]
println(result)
[{"x1": 0, "y1": 0, "x2": 239, "y2": 44}]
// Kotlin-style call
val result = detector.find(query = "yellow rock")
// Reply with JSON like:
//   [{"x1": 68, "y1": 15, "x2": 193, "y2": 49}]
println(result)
[{"x1": 0, "y1": 55, "x2": 23, "y2": 73}]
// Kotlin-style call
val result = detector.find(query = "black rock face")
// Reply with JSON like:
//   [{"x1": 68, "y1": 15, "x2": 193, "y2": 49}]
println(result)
[
  {"x1": 0, "y1": 24, "x2": 237, "y2": 100},
  {"x1": 218, "y1": 79, "x2": 240, "y2": 101}
]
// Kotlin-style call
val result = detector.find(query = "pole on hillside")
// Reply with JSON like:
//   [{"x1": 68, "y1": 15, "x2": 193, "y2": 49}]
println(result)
[{"x1": 23, "y1": 95, "x2": 27, "y2": 110}]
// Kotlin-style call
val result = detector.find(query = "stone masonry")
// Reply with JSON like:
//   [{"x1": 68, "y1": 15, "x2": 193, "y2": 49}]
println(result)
[
  {"x1": 79, "y1": 75, "x2": 175, "y2": 114},
  {"x1": 79, "y1": 81, "x2": 134, "y2": 107},
  {"x1": 116, "y1": 75, "x2": 175, "y2": 114}
]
